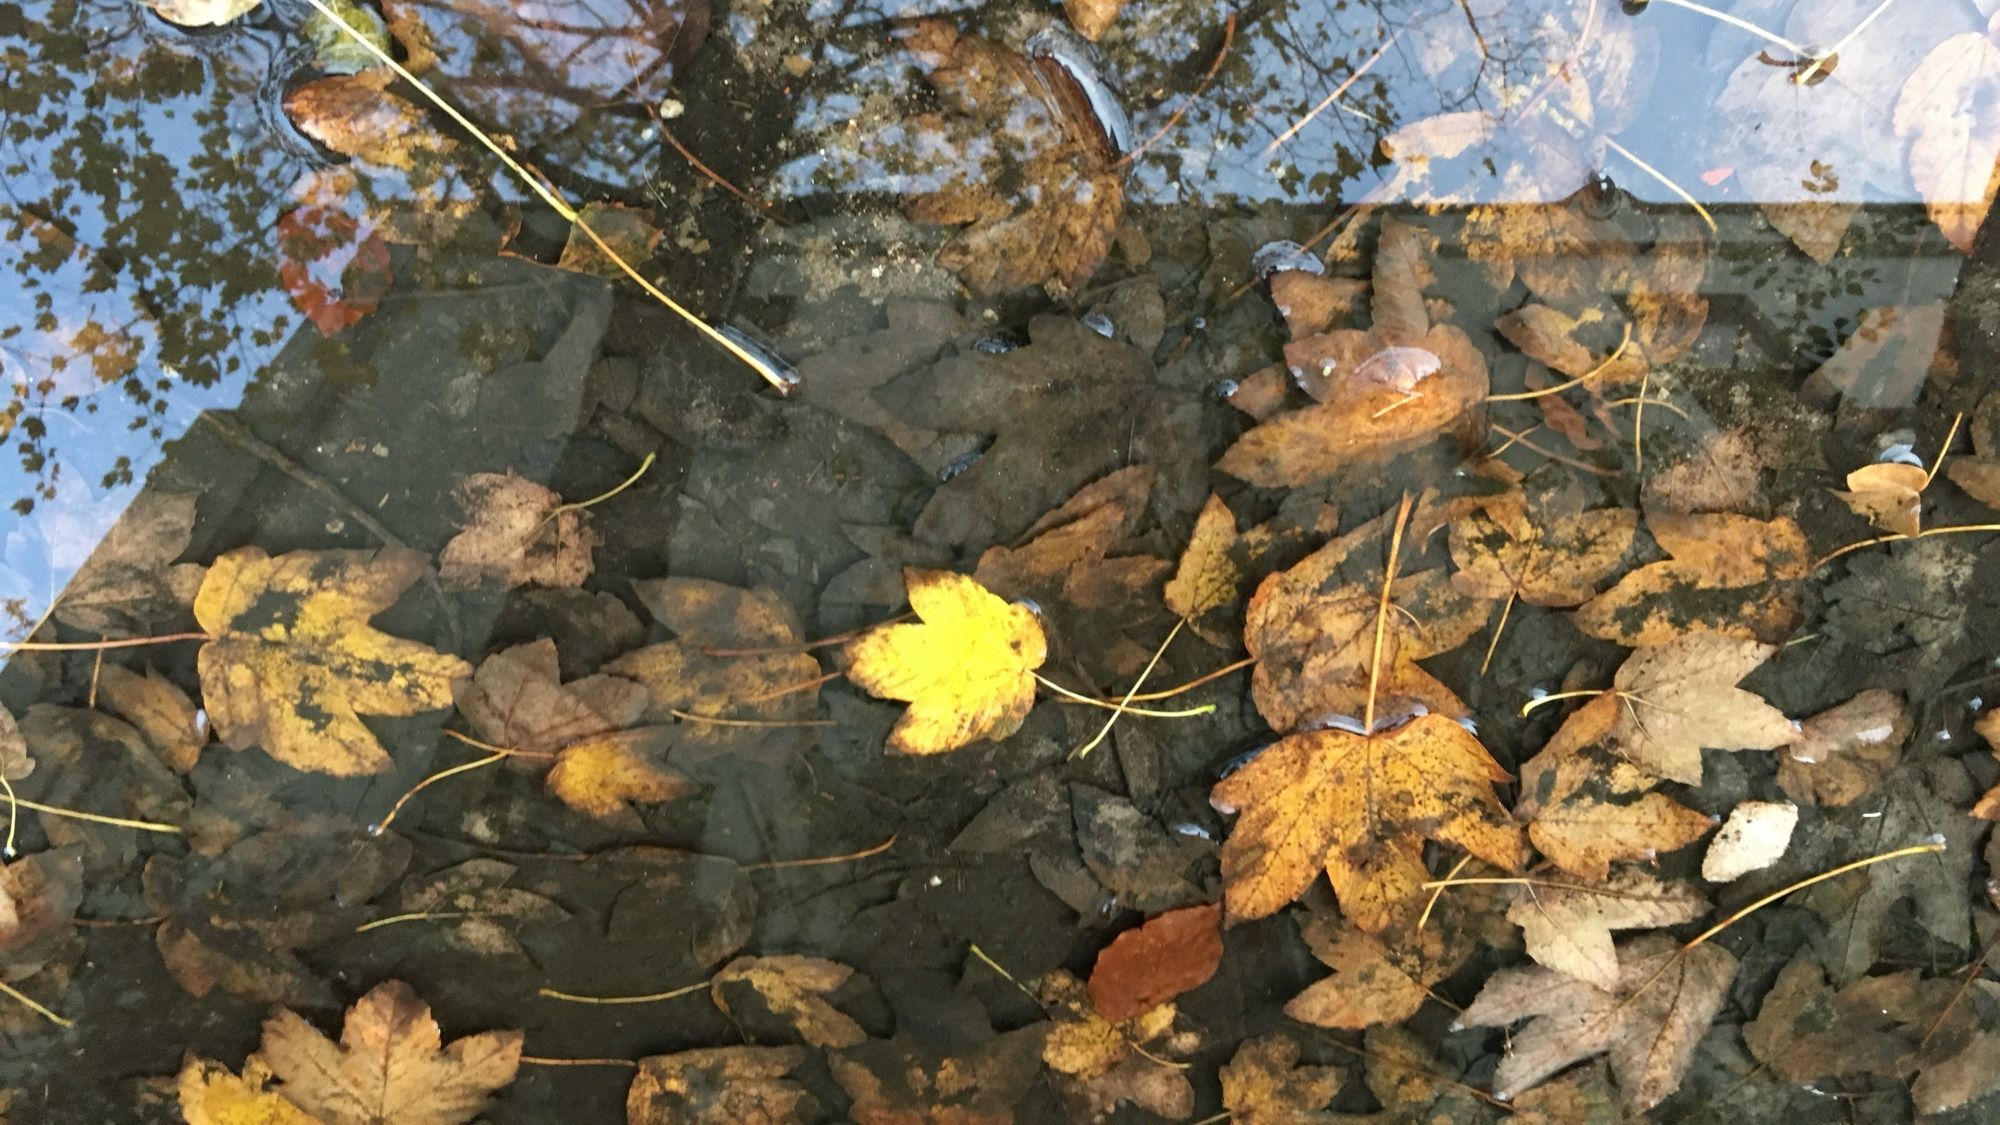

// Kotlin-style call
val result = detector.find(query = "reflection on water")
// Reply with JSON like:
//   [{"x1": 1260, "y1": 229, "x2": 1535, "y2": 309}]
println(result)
[{"x1": 6, "y1": 0, "x2": 2000, "y2": 1115}]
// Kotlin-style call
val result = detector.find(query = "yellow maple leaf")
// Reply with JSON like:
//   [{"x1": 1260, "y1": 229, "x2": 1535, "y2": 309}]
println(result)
[
  {"x1": 844, "y1": 568, "x2": 1046, "y2": 754},
  {"x1": 195, "y1": 547, "x2": 472, "y2": 777},
  {"x1": 1211, "y1": 713, "x2": 1524, "y2": 931},
  {"x1": 256, "y1": 979, "x2": 521, "y2": 1125},
  {"x1": 178, "y1": 1057, "x2": 320, "y2": 1125}
]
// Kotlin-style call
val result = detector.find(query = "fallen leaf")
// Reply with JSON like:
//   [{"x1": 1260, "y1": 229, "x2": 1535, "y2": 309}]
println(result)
[
  {"x1": 1211, "y1": 712, "x2": 1523, "y2": 930},
  {"x1": 1573, "y1": 511, "x2": 1811, "y2": 646},
  {"x1": 438, "y1": 472, "x2": 599, "y2": 589},
  {"x1": 1895, "y1": 29, "x2": 2000, "y2": 253},
  {"x1": 899, "y1": 22, "x2": 1124, "y2": 295},
  {"x1": 0, "y1": 847, "x2": 84, "y2": 978},
  {"x1": 454, "y1": 639, "x2": 646, "y2": 757},
  {"x1": 1976, "y1": 711, "x2": 2000, "y2": 817},
  {"x1": 1779, "y1": 689, "x2": 1909, "y2": 808},
  {"x1": 830, "y1": 1028, "x2": 1047, "y2": 1125},
  {"x1": 391, "y1": 858, "x2": 566, "y2": 959},
  {"x1": 1502, "y1": 1061, "x2": 1622, "y2": 1124},
  {"x1": 95, "y1": 664, "x2": 207, "y2": 772},
  {"x1": 52, "y1": 489, "x2": 206, "y2": 636},
  {"x1": 711, "y1": 955, "x2": 867, "y2": 1048},
  {"x1": 258, "y1": 979, "x2": 522, "y2": 1125},
  {"x1": 0, "y1": 706, "x2": 28, "y2": 784},
  {"x1": 604, "y1": 579, "x2": 823, "y2": 764},
  {"x1": 1946, "y1": 389, "x2": 2000, "y2": 510},
  {"x1": 1088, "y1": 902, "x2": 1222, "y2": 1021},
  {"x1": 1800, "y1": 780, "x2": 1976, "y2": 982},
  {"x1": 1527, "y1": 791, "x2": 1717, "y2": 881},
  {"x1": 1284, "y1": 912, "x2": 1453, "y2": 1029},
  {"x1": 1217, "y1": 325, "x2": 1490, "y2": 486},
  {"x1": 543, "y1": 729, "x2": 693, "y2": 823},
  {"x1": 1644, "y1": 428, "x2": 1766, "y2": 515},
  {"x1": 1041, "y1": 968, "x2": 1198, "y2": 1121},
  {"x1": 1505, "y1": 869, "x2": 1707, "y2": 990},
  {"x1": 1824, "y1": 539, "x2": 1978, "y2": 692},
  {"x1": 1701, "y1": 800, "x2": 1798, "y2": 883},
  {"x1": 625, "y1": 1046, "x2": 819, "y2": 1125},
  {"x1": 1163, "y1": 494, "x2": 1283, "y2": 646},
  {"x1": 1449, "y1": 487, "x2": 1637, "y2": 607},
  {"x1": 844, "y1": 568, "x2": 1047, "y2": 754},
  {"x1": 1801, "y1": 305, "x2": 1948, "y2": 408},
  {"x1": 1528, "y1": 630, "x2": 1798, "y2": 789},
  {"x1": 1832, "y1": 460, "x2": 1928, "y2": 537},
  {"x1": 178, "y1": 1056, "x2": 319, "y2": 1125},
  {"x1": 1219, "y1": 1033, "x2": 1343, "y2": 1124},
  {"x1": 1458, "y1": 935, "x2": 1736, "y2": 1113},
  {"x1": 195, "y1": 547, "x2": 472, "y2": 777}
]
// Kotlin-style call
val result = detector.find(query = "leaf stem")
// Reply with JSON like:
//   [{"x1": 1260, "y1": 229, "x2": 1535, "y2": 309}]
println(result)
[
  {"x1": 544, "y1": 453, "x2": 654, "y2": 524},
  {"x1": 1034, "y1": 674, "x2": 1216, "y2": 718},
  {"x1": 370, "y1": 751, "x2": 508, "y2": 836},
  {"x1": 1923, "y1": 412, "x2": 1964, "y2": 489},
  {"x1": 0, "y1": 631, "x2": 210, "y2": 652},
  {"x1": 1363, "y1": 495, "x2": 1415, "y2": 735},
  {"x1": 1072, "y1": 619, "x2": 1184, "y2": 759},
  {"x1": 538, "y1": 980, "x2": 710, "y2": 1005},
  {"x1": 743, "y1": 832, "x2": 897, "y2": 871},
  {"x1": 1485, "y1": 325, "x2": 1632, "y2": 402},
  {"x1": 0, "y1": 977, "x2": 69, "y2": 1028}
]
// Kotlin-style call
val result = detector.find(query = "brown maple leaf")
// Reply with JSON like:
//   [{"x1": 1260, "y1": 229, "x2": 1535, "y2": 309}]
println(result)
[
  {"x1": 1284, "y1": 911, "x2": 1458, "y2": 1030},
  {"x1": 1526, "y1": 791, "x2": 1717, "y2": 881},
  {"x1": 1457, "y1": 935, "x2": 1736, "y2": 1113},
  {"x1": 1945, "y1": 389, "x2": 2000, "y2": 508},
  {"x1": 1524, "y1": 630, "x2": 1799, "y2": 789},
  {"x1": 1041, "y1": 968, "x2": 1199, "y2": 1121},
  {"x1": 1211, "y1": 712, "x2": 1524, "y2": 930},
  {"x1": 1778, "y1": 689, "x2": 1909, "y2": 808},
  {"x1": 1573, "y1": 510, "x2": 1810, "y2": 646},
  {"x1": 1505, "y1": 869, "x2": 1707, "y2": 990},
  {"x1": 256, "y1": 979, "x2": 522, "y2": 1125},
  {"x1": 1162, "y1": 494, "x2": 1310, "y2": 648}
]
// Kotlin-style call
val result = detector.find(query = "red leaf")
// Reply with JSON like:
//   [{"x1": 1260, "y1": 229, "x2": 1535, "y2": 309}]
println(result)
[{"x1": 1087, "y1": 903, "x2": 1223, "y2": 1021}]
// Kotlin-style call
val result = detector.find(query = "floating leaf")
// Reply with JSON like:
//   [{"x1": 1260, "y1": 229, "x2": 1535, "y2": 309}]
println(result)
[
  {"x1": 195, "y1": 547, "x2": 472, "y2": 777},
  {"x1": 844, "y1": 569, "x2": 1046, "y2": 754}
]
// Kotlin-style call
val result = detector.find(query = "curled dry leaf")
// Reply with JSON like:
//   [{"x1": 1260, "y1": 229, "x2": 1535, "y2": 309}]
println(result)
[
  {"x1": 1573, "y1": 511, "x2": 1811, "y2": 646},
  {"x1": 438, "y1": 472, "x2": 599, "y2": 590},
  {"x1": 1458, "y1": 935, "x2": 1736, "y2": 1113},
  {"x1": 1219, "y1": 1033, "x2": 1344, "y2": 1124},
  {"x1": 1779, "y1": 689, "x2": 1909, "y2": 807},
  {"x1": 1088, "y1": 902, "x2": 1222, "y2": 1021},
  {"x1": 257, "y1": 979, "x2": 522, "y2": 1125},
  {"x1": 195, "y1": 547, "x2": 472, "y2": 777},
  {"x1": 1506, "y1": 869, "x2": 1707, "y2": 991},
  {"x1": 844, "y1": 568, "x2": 1047, "y2": 754},
  {"x1": 1041, "y1": 969, "x2": 1198, "y2": 1121},
  {"x1": 626, "y1": 1045, "x2": 818, "y2": 1125},
  {"x1": 710, "y1": 955, "x2": 867, "y2": 1049},
  {"x1": 1700, "y1": 800, "x2": 1798, "y2": 883},
  {"x1": 1833, "y1": 460, "x2": 1928, "y2": 537},
  {"x1": 1284, "y1": 912, "x2": 1453, "y2": 1030},
  {"x1": 1211, "y1": 712, "x2": 1523, "y2": 930}
]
